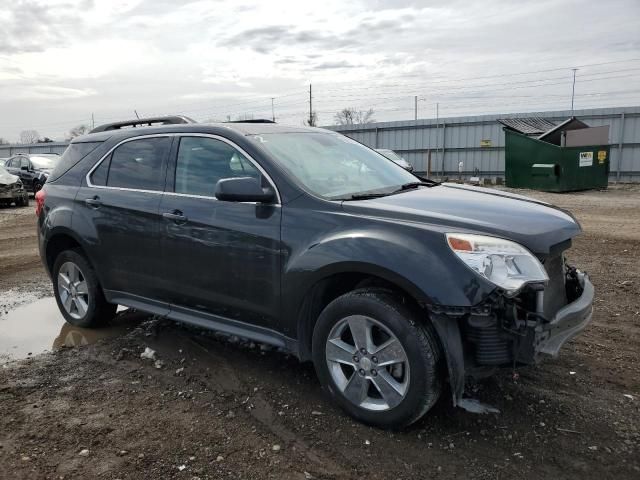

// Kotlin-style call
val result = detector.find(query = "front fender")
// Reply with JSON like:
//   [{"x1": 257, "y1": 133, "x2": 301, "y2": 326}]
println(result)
[{"x1": 282, "y1": 225, "x2": 495, "y2": 330}]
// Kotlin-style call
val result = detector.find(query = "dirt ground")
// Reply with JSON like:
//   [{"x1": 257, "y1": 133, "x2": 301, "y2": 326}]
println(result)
[{"x1": 0, "y1": 186, "x2": 638, "y2": 480}]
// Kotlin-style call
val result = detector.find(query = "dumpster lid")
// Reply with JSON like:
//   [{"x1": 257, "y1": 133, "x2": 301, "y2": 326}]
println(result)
[
  {"x1": 498, "y1": 117, "x2": 558, "y2": 136},
  {"x1": 537, "y1": 117, "x2": 589, "y2": 141}
]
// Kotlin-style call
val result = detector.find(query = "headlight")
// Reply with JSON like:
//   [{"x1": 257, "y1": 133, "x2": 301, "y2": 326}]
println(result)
[{"x1": 446, "y1": 233, "x2": 548, "y2": 295}]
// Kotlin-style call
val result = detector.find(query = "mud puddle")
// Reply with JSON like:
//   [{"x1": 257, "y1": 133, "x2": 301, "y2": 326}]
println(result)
[{"x1": 0, "y1": 298, "x2": 143, "y2": 364}]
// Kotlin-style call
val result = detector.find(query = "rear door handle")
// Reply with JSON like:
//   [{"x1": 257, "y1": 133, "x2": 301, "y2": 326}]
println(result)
[
  {"x1": 84, "y1": 196, "x2": 102, "y2": 209},
  {"x1": 162, "y1": 210, "x2": 188, "y2": 224}
]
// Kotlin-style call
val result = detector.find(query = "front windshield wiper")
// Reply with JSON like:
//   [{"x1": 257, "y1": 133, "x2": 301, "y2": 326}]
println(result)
[
  {"x1": 348, "y1": 192, "x2": 391, "y2": 200},
  {"x1": 394, "y1": 179, "x2": 439, "y2": 192},
  {"x1": 333, "y1": 179, "x2": 440, "y2": 201}
]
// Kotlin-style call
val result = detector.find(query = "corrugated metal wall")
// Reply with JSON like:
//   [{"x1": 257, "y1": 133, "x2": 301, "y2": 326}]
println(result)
[
  {"x1": 0, "y1": 142, "x2": 69, "y2": 158},
  {"x1": 327, "y1": 106, "x2": 640, "y2": 182},
  {"x1": 3, "y1": 106, "x2": 639, "y2": 182}
]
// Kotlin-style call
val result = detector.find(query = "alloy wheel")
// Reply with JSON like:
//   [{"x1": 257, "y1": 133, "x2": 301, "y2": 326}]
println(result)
[
  {"x1": 325, "y1": 315, "x2": 410, "y2": 411},
  {"x1": 57, "y1": 261, "x2": 90, "y2": 320}
]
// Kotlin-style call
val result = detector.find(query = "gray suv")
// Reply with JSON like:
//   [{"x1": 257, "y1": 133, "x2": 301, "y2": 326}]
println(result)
[{"x1": 36, "y1": 116, "x2": 594, "y2": 428}]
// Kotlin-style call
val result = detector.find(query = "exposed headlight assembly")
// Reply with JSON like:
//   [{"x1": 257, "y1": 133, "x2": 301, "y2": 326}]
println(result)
[{"x1": 446, "y1": 233, "x2": 548, "y2": 295}]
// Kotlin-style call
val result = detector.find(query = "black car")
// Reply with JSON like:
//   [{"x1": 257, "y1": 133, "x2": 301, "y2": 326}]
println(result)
[
  {"x1": 4, "y1": 153, "x2": 59, "y2": 194},
  {"x1": 0, "y1": 165, "x2": 29, "y2": 206},
  {"x1": 37, "y1": 117, "x2": 594, "y2": 428}
]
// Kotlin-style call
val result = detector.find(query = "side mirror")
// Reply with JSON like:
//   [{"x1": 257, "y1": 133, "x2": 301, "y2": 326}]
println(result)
[{"x1": 215, "y1": 177, "x2": 276, "y2": 203}]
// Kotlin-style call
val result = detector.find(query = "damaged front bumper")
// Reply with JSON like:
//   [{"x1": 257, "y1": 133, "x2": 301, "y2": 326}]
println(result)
[
  {"x1": 535, "y1": 272, "x2": 593, "y2": 357},
  {"x1": 0, "y1": 183, "x2": 27, "y2": 200},
  {"x1": 431, "y1": 264, "x2": 595, "y2": 409}
]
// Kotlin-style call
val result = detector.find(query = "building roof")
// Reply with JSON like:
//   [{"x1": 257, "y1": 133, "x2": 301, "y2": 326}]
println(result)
[{"x1": 498, "y1": 117, "x2": 558, "y2": 136}]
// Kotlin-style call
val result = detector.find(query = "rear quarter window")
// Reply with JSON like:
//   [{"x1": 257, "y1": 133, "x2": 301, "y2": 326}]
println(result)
[{"x1": 48, "y1": 142, "x2": 102, "y2": 182}]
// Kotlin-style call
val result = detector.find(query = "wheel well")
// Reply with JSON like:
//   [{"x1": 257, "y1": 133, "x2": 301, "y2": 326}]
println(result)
[
  {"x1": 45, "y1": 234, "x2": 83, "y2": 273},
  {"x1": 296, "y1": 273, "x2": 427, "y2": 361}
]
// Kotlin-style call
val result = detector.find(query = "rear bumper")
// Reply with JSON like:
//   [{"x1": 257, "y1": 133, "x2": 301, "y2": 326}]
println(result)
[{"x1": 536, "y1": 272, "x2": 594, "y2": 357}]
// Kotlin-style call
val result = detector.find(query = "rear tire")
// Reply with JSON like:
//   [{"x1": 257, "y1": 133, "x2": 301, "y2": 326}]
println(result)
[
  {"x1": 52, "y1": 249, "x2": 116, "y2": 328},
  {"x1": 32, "y1": 181, "x2": 42, "y2": 194},
  {"x1": 312, "y1": 288, "x2": 442, "y2": 429}
]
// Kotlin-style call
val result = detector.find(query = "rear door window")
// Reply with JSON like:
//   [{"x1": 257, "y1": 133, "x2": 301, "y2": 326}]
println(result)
[
  {"x1": 105, "y1": 137, "x2": 171, "y2": 191},
  {"x1": 90, "y1": 154, "x2": 110, "y2": 186}
]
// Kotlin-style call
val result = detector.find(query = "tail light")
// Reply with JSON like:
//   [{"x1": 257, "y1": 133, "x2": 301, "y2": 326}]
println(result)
[{"x1": 35, "y1": 189, "x2": 46, "y2": 217}]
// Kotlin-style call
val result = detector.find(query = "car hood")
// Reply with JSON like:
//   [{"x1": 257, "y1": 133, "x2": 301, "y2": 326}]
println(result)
[
  {"x1": 341, "y1": 183, "x2": 581, "y2": 255},
  {"x1": 0, "y1": 170, "x2": 19, "y2": 185}
]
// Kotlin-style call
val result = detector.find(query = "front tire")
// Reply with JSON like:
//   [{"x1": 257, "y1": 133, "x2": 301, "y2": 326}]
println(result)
[
  {"x1": 52, "y1": 249, "x2": 116, "y2": 328},
  {"x1": 312, "y1": 289, "x2": 442, "y2": 429}
]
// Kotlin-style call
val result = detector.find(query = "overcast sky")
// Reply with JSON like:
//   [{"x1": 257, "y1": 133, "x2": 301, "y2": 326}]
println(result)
[{"x1": 0, "y1": 0, "x2": 639, "y2": 141}]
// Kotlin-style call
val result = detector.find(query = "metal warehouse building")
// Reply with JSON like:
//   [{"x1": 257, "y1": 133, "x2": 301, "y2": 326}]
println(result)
[
  {"x1": 327, "y1": 106, "x2": 640, "y2": 182},
  {"x1": 2, "y1": 105, "x2": 638, "y2": 182}
]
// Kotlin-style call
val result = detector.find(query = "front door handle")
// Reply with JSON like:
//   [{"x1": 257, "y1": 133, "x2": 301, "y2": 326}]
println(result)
[
  {"x1": 84, "y1": 196, "x2": 102, "y2": 209},
  {"x1": 162, "y1": 210, "x2": 188, "y2": 224}
]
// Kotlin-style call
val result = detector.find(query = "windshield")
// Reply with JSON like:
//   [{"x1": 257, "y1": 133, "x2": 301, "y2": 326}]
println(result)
[
  {"x1": 30, "y1": 155, "x2": 58, "y2": 169},
  {"x1": 251, "y1": 133, "x2": 418, "y2": 200}
]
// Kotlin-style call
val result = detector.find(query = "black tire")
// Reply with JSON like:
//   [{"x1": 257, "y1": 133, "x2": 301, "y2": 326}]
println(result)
[
  {"x1": 52, "y1": 249, "x2": 116, "y2": 328},
  {"x1": 312, "y1": 288, "x2": 442, "y2": 429},
  {"x1": 15, "y1": 195, "x2": 28, "y2": 207},
  {"x1": 32, "y1": 181, "x2": 42, "y2": 194}
]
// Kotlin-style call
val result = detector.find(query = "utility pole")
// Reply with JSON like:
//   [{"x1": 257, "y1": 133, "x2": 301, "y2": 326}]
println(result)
[
  {"x1": 271, "y1": 97, "x2": 275, "y2": 122},
  {"x1": 570, "y1": 68, "x2": 578, "y2": 115},
  {"x1": 308, "y1": 84, "x2": 313, "y2": 126},
  {"x1": 435, "y1": 102, "x2": 441, "y2": 178},
  {"x1": 91, "y1": 113, "x2": 95, "y2": 130},
  {"x1": 414, "y1": 96, "x2": 418, "y2": 121}
]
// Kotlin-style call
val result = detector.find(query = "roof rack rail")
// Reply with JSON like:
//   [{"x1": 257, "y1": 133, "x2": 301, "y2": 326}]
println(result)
[
  {"x1": 90, "y1": 115, "x2": 196, "y2": 133},
  {"x1": 224, "y1": 119, "x2": 275, "y2": 124}
]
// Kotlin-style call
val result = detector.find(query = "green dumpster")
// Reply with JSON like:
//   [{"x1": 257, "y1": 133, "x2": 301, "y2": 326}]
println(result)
[{"x1": 500, "y1": 117, "x2": 610, "y2": 192}]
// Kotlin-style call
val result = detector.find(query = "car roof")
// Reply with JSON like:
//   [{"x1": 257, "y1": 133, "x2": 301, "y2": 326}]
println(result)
[{"x1": 71, "y1": 121, "x2": 333, "y2": 144}]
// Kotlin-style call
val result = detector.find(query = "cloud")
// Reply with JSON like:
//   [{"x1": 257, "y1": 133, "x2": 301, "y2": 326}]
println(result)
[
  {"x1": 0, "y1": 1, "x2": 82, "y2": 54},
  {"x1": 2, "y1": 84, "x2": 96, "y2": 100},
  {"x1": 0, "y1": 0, "x2": 637, "y2": 141},
  {"x1": 220, "y1": 25, "x2": 360, "y2": 55},
  {"x1": 315, "y1": 60, "x2": 361, "y2": 70}
]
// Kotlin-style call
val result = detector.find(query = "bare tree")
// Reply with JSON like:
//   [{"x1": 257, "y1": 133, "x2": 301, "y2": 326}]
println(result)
[
  {"x1": 235, "y1": 113, "x2": 255, "y2": 121},
  {"x1": 19, "y1": 130, "x2": 40, "y2": 144},
  {"x1": 0, "y1": 137, "x2": 8, "y2": 145},
  {"x1": 304, "y1": 111, "x2": 318, "y2": 127},
  {"x1": 67, "y1": 124, "x2": 89, "y2": 139},
  {"x1": 334, "y1": 108, "x2": 375, "y2": 125}
]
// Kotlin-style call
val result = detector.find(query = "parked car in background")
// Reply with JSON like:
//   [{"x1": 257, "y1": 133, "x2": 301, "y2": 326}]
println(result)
[
  {"x1": 0, "y1": 165, "x2": 29, "y2": 206},
  {"x1": 4, "y1": 153, "x2": 60, "y2": 194},
  {"x1": 376, "y1": 148, "x2": 414, "y2": 171},
  {"x1": 37, "y1": 117, "x2": 593, "y2": 429}
]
